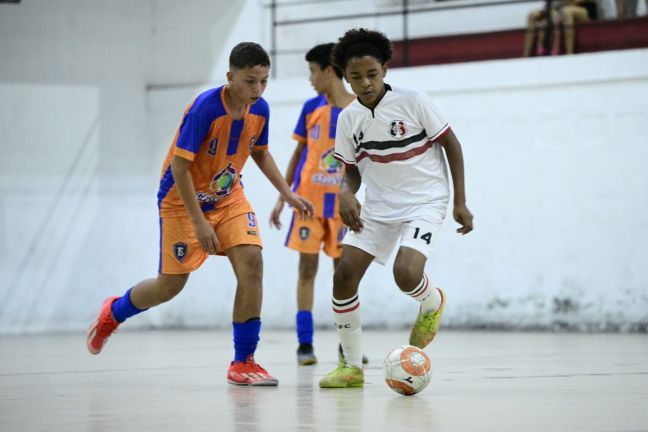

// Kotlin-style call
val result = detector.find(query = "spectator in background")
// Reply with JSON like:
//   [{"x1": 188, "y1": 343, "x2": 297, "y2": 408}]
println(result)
[{"x1": 523, "y1": 0, "x2": 594, "y2": 56}]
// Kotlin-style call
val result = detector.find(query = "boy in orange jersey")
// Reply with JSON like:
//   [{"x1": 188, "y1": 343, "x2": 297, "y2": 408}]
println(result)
[
  {"x1": 270, "y1": 43, "x2": 356, "y2": 366},
  {"x1": 87, "y1": 42, "x2": 313, "y2": 386}
]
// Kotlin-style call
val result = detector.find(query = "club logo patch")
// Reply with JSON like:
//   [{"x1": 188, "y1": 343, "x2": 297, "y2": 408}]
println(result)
[
  {"x1": 389, "y1": 120, "x2": 407, "y2": 138},
  {"x1": 173, "y1": 242, "x2": 188, "y2": 262},
  {"x1": 197, "y1": 163, "x2": 237, "y2": 204},
  {"x1": 299, "y1": 227, "x2": 310, "y2": 240},
  {"x1": 249, "y1": 134, "x2": 257, "y2": 151},
  {"x1": 319, "y1": 148, "x2": 343, "y2": 174}
]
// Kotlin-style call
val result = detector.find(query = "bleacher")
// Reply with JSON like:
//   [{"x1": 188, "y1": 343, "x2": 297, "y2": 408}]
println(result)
[{"x1": 390, "y1": 16, "x2": 648, "y2": 67}]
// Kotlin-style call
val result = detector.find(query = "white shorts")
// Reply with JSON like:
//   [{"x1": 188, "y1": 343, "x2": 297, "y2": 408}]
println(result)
[{"x1": 342, "y1": 214, "x2": 444, "y2": 265}]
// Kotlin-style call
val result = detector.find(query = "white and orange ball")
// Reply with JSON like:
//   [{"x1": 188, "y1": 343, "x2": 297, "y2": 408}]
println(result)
[{"x1": 383, "y1": 345, "x2": 432, "y2": 396}]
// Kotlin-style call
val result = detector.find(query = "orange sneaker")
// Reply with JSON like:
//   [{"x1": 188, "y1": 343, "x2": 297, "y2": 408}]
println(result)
[
  {"x1": 87, "y1": 296, "x2": 120, "y2": 355},
  {"x1": 227, "y1": 356, "x2": 279, "y2": 386}
]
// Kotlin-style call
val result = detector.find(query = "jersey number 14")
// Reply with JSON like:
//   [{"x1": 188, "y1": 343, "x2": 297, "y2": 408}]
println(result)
[{"x1": 413, "y1": 227, "x2": 432, "y2": 245}]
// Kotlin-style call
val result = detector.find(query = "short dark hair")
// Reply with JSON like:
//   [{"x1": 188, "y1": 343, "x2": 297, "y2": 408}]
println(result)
[
  {"x1": 229, "y1": 42, "x2": 271, "y2": 70},
  {"x1": 332, "y1": 28, "x2": 393, "y2": 71},
  {"x1": 305, "y1": 43, "x2": 343, "y2": 79}
]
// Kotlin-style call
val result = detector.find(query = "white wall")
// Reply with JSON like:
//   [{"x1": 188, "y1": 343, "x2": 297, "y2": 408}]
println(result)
[{"x1": 1, "y1": 1, "x2": 647, "y2": 334}]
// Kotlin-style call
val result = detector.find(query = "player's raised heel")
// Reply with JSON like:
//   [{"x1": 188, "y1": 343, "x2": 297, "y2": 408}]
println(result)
[
  {"x1": 87, "y1": 296, "x2": 120, "y2": 355},
  {"x1": 227, "y1": 356, "x2": 279, "y2": 386},
  {"x1": 319, "y1": 365, "x2": 364, "y2": 388},
  {"x1": 409, "y1": 287, "x2": 446, "y2": 349},
  {"x1": 297, "y1": 343, "x2": 317, "y2": 366}
]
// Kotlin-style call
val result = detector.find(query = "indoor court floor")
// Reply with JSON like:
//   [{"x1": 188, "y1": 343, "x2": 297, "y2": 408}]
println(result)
[{"x1": 1, "y1": 329, "x2": 647, "y2": 432}]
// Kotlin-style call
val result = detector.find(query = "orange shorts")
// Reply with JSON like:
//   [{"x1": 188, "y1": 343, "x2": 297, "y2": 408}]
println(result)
[
  {"x1": 285, "y1": 212, "x2": 347, "y2": 258},
  {"x1": 159, "y1": 199, "x2": 262, "y2": 274}
]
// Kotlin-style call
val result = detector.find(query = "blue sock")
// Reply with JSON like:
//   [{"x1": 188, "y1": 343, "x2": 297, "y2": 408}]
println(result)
[
  {"x1": 110, "y1": 288, "x2": 147, "y2": 323},
  {"x1": 232, "y1": 318, "x2": 261, "y2": 363},
  {"x1": 296, "y1": 310, "x2": 314, "y2": 345}
]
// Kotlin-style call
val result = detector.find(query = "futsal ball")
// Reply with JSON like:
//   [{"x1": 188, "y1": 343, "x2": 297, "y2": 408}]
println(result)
[{"x1": 383, "y1": 345, "x2": 432, "y2": 396}]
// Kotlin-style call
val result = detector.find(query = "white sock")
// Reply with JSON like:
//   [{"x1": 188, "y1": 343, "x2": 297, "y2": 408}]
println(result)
[
  {"x1": 332, "y1": 294, "x2": 363, "y2": 368},
  {"x1": 404, "y1": 273, "x2": 442, "y2": 313}
]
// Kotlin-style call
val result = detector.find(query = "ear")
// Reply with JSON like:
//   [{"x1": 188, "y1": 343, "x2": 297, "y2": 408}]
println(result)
[
  {"x1": 382, "y1": 64, "x2": 387, "y2": 78},
  {"x1": 226, "y1": 70, "x2": 234, "y2": 83}
]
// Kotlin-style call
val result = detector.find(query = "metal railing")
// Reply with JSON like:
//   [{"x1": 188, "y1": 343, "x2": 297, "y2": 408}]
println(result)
[{"x1": 265, "y1": 0, "x2": 540, "y2": 76}]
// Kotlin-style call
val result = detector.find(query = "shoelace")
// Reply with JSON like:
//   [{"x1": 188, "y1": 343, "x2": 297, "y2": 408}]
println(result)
[
  {"x1": 244, "y1": 359, "x2": 269, "y2": 375},
  {"x1": 96, "y1": 315, "x2": 118, "y2": 338}
]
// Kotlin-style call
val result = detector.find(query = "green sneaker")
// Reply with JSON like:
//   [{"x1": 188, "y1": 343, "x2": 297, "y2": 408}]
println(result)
[
  {"x1": 319, "y1": 364, "x2": 364, "y2": 388},
  {"x1": 409, "y1": 287, "x2": 446, "y2": 349}
]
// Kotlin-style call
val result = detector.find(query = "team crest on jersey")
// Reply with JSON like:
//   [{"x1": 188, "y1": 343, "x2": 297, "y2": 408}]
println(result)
[
  {"x1": 389, "y1": 120, "x2": 407, "y2": 138},
  {"x1": 299, "y1": 227, "x2": 310, "y2": 240},
  {"x1": 173, "y1": 242, "x2": 188, "y2": 262},
  {"x1": 197, "y1": 163, "x2": 237, "y2": 204},
  {"x1": 249, "y1": 135, "x2": 257, "y2": 151},
  {"x1": 318, "y1": 148, "x2": 343, "y2": 174}
]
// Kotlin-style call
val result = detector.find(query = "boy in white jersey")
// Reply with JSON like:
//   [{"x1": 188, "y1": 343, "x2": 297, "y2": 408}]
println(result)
[{"x1": 319, "y1": 29, "x2": 474, "y2": 388}]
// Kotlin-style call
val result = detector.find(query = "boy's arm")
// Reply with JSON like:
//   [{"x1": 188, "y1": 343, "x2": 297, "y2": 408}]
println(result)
[
  {"x1": 170, "y1": 155, "x2": 220, "y2": 254},
  {"x1": 438, "y1": 129, "x2": 474, "y2": 235},
  {"x1": 269, "y1": 141, "x2": 307, "y2": 229},
  {"x1": 338, "y1": 164, "x2": 364, "y2": 233},
  {"x1": 251, "y1": 148, "x2": 314, "y2": 218}
]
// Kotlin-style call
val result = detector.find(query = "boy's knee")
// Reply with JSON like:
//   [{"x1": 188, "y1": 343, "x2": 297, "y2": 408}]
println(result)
[
  {"x1": 157, "y1": 273, "x2": 188, "y2": 302},
  {"x1": 299, "y1": 255, "x2": 318, "y2": 280},
  {"x1": 393, "y1": 262, "x2": 423, "y2": 292}
]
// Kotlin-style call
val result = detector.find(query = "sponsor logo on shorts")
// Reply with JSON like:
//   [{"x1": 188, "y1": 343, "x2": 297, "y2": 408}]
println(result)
[
  {"x1": 299, "y1": 227, "x2": 310, "y2": 240},
  {"x1": 173, "y1": 242, "x2": 188, "y2": 262}
]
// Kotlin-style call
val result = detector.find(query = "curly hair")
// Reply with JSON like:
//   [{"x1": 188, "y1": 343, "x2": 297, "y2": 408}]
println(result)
[
  {"x1": 332, "y1": 28, "x2": 393, "y2": 71},
  {"x1": 229, "y1": 42, "x2": 271, "y2": 70},
  {"x1": 305, "y1": 43, "x2": 343, "y2": 79}
]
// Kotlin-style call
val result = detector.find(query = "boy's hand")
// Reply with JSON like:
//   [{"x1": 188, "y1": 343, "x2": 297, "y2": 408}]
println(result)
[
  {"x1": 339, "y1": 191, "x2": 363, "y2": 233},
  {"x1": 269, "y1": 197, "x2": 285, "y2": 229},
  {"x1": 193, "y1": 218, "x2": 220, "y2": 254},
  {"x1": 453, "y1": 204, "x2": 474, "y2": 235},
  {"x1": 282, "y1": 191, "x2": 314, "y2": 220}
]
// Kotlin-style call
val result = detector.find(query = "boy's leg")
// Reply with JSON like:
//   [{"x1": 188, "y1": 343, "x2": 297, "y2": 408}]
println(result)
[
  {"x1": 225, "y1": 243, "x2": 278, "y2": 386},
  {"x1": 319, "y1": 245, "x2": 374, "y2": 388},
  {"x1": 87, "y1": 273, "x2": 189, "y2": 354},
  {"x1": 286, "y1": 214, "x2": 326, "y2": 364},
  {"x1": 397, "y1": 216, "x2": 446, "y2": 349},
  {"x1": 296, "y1": 253, "x2": 319, "y2": 365},
  {"x1": 87, "y1": 213, "x2": 204, "y2": 355}
]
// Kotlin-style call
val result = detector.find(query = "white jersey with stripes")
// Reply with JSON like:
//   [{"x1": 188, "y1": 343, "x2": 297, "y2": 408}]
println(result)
[{"x1": 334, "y1": 84, "x2": 451, "y2": 222}]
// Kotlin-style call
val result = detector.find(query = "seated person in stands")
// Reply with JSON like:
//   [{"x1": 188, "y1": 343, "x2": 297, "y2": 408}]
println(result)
[{"x1": 524, "y1": 0, "x2": 595, "y2": 56}]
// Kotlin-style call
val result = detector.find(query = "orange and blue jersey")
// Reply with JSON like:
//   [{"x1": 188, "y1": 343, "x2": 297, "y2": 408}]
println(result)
[
  {"x1": 292, "y1": 94, "x2": 346, "y2": 219},
  {"x1": 157, "y1": 85, "x2": 269, "y2": 217}
]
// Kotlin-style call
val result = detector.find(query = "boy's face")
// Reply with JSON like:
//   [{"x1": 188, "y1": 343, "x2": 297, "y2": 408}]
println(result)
[
  {"x1": 344, "y1": 55, "x2": 386, "y2": 108},
  {"x1": 308, "y1": 62, "x2": 329, "y2": 94},
  {"x1": 227, "y1": 65, "x2": 270, "y2": 104}
]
